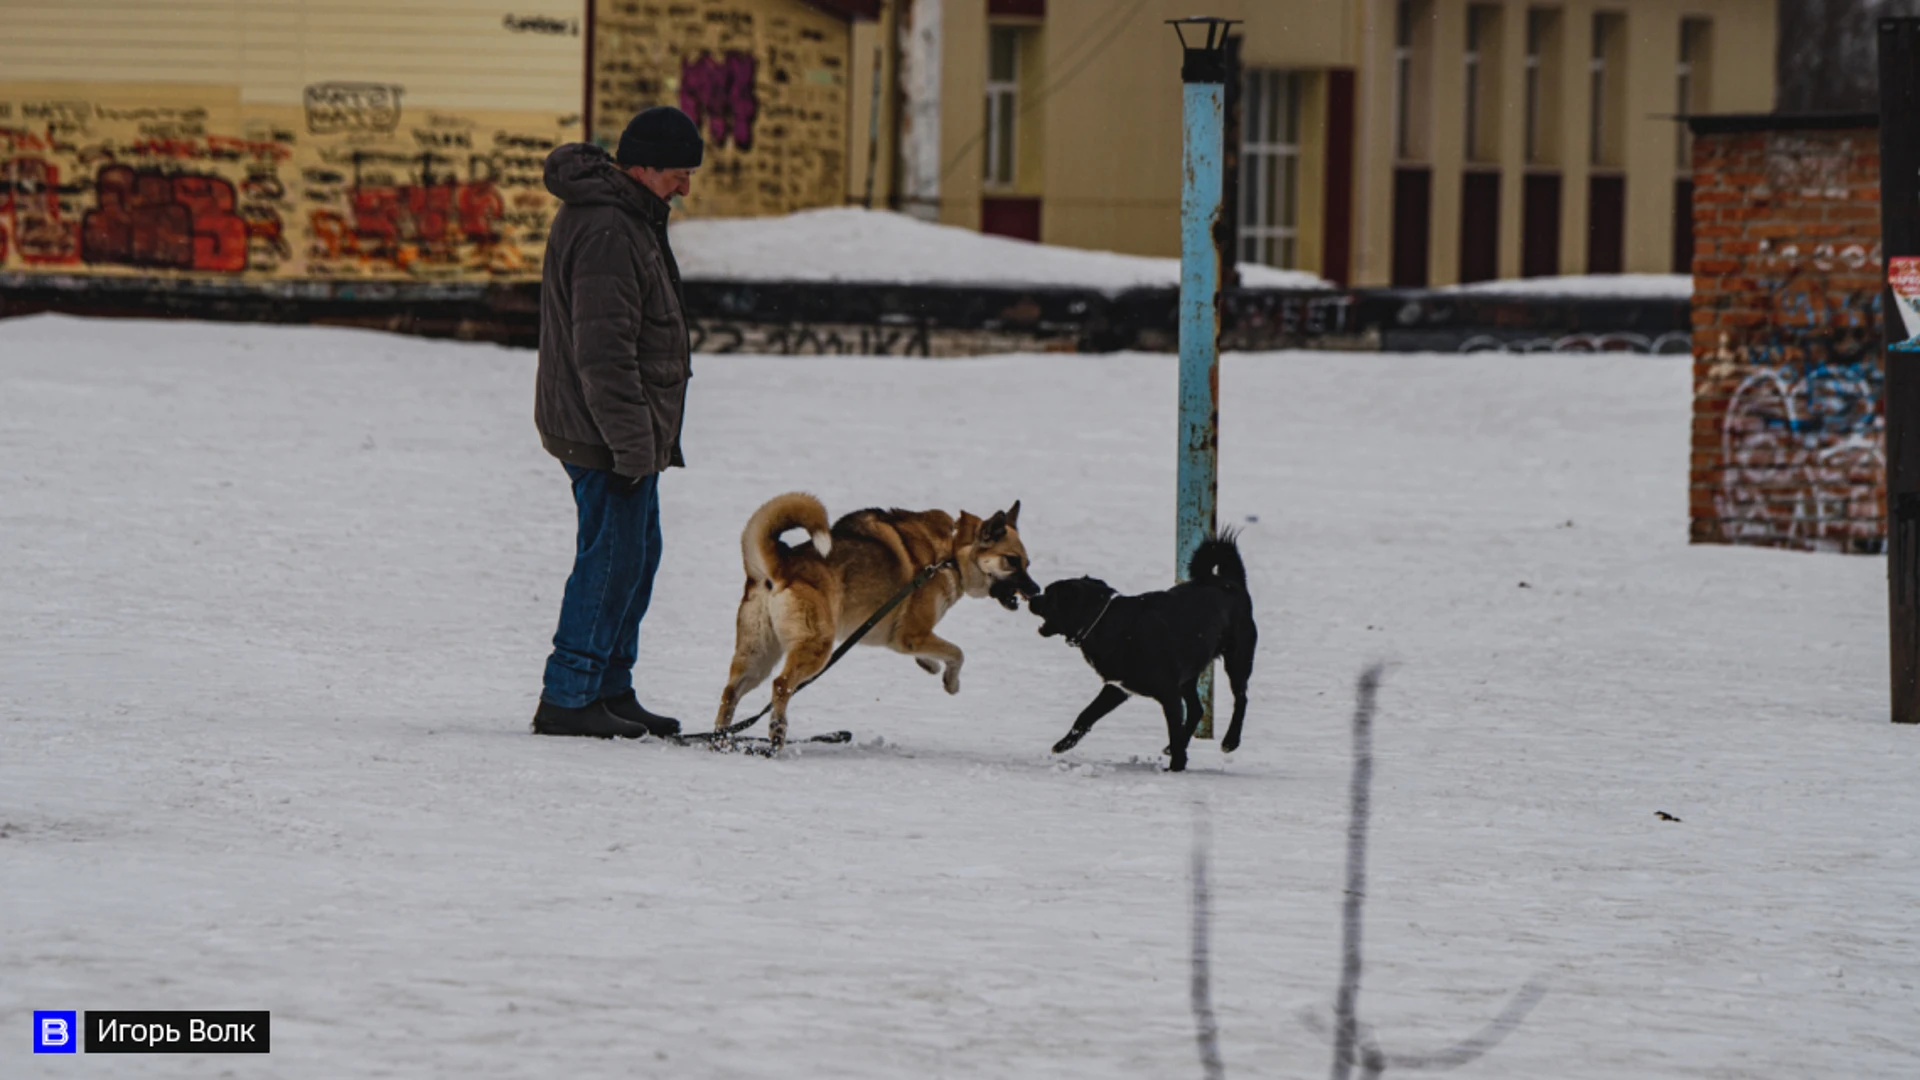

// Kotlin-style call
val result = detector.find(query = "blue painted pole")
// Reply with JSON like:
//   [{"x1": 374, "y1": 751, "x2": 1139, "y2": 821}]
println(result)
[{"x1": 1176, "y1": 23, "x2": 1229, "y2": 739}]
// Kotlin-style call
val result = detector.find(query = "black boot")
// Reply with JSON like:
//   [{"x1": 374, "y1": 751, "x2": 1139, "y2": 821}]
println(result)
[
  {"x1": 531, "y1": 699, "x2": 652, "y2": 739},
  {"x1": 599, "y1": 690, "x2": 682, "y2": 738}
]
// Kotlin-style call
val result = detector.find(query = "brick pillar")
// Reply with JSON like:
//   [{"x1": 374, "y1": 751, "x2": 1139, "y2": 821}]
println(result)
[{"x1": 1688, "y1": 120, "x2": 1886, "y2": 554}]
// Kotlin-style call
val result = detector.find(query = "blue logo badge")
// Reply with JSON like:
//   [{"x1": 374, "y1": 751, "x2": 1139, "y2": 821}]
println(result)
[{"x1": 34, "y1": 1011, "x2": 78, "y2": 1053}]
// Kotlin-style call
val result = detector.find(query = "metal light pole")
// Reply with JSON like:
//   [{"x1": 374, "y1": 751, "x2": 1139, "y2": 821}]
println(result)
[
  {"x1": 1171, "y1": 16, "x2": 1238, "y2": 740},
  {"x1": 1878, "y1": 18, "x2": 1920, "y2": 724}
]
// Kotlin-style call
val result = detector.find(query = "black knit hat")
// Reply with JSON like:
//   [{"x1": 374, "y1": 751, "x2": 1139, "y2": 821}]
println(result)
[{"x1": 616, "y1": 106, "x2": 704, "y2": 169}]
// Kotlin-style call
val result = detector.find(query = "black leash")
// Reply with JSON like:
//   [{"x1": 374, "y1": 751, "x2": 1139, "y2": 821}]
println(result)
[{"x1": 671, "y1": 557, "x2": 958, "y2": 744}]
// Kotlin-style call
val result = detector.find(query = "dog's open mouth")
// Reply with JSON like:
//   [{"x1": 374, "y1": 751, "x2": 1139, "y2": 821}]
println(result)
[
  {"x1": 990, "y1": 572, "x2": 1044, "y2": 611},
  {"x1": 989, "y1": 578, "x2": 1024, "y2": 610}
]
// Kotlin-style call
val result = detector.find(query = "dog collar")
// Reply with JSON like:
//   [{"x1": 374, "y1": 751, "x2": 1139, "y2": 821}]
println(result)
[{"x1": 1066, "y1": 592, "x2": 1116, "y2": 648}]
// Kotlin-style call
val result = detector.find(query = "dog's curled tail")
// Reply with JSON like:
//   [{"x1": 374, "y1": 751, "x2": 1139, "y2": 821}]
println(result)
[
  {"x1": 744, "y1": 492, "x2": 834, "y2": 584},
  {"x1": 1188, "y1": 529, "x2": 1247, "y2": 590}
]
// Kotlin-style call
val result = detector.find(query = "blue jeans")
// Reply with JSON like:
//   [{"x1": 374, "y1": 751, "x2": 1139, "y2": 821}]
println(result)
[{"x1": 542, "y1": 464, "x2": 664, "y2": 708}]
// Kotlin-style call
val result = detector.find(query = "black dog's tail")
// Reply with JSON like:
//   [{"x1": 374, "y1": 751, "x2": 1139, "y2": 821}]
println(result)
[{"x1": 1188, "y1": 530, "x2": 1247, "y2": 591}]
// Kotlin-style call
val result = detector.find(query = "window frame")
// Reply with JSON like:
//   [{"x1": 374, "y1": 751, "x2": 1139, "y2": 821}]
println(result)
[
  {"x1": 1239, "y1": 68, "x2": 1303, "y2": 269},
  {"x1": 984, "y1": 25, "x2": 1021, "y2": 189}
]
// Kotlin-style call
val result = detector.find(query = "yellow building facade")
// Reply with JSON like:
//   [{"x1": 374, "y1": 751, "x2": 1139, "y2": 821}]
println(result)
[
  {"x1": 847, "y1": 0, "x2": 1776, "y2": 285},
  {"x1": 0, "y1": 0, "x2": 865, "y2": 282},
  {"x1": 1, "y1": 0, "x2": 1773, "y2": 288}
]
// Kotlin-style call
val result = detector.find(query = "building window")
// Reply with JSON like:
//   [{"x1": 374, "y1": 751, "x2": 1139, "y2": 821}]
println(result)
[
  {"x1": 984, "y1": 26, "x2": 1020, "y2": 188},
  {"x1": 1676, "y1": 19, "x2": 1711, "y2": 170},
  {"x1": 1240, "y1": 69, "x2": 1302, "y2": 268},
  {"x1": 1395, "y1": 0, "x2": 1413, "y2": 159},
  {"x1": 1590, "y1": 12, "x2": 1625, "y2": 168},
  {"x1": 1528, "y1": 7, "x2": 1559, "y2": 166},
  {"x1": 1393, "y1": 0, "x2": 1431, "y2": 161},
  {"x1": 1465, "y1": 4, "x2": 1501, "y2": 162},
  {"x1": 1465, "y1": 8, "x2": 1483, "y2": 160}
]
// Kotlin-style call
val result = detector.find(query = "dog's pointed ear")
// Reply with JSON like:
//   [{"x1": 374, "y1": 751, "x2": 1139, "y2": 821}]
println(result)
[
  {"x1": 954, "y1": 510, "x2": 981, "y2": 545},
  {"x1": 1006, "y1": 500, "x2": 1021, "y2": 529},
  {"x1": 981, "y1": 509, "x2": 1008, "y2": 543}
]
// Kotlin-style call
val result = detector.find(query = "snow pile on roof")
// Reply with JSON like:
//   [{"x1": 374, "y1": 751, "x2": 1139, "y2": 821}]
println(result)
[
  {"x1": 672, "y1": 206, "x2": 1333, "y2": 292},
  {"x1": 1441, "y1": 273, "x2": 1694, "y2": 298}
]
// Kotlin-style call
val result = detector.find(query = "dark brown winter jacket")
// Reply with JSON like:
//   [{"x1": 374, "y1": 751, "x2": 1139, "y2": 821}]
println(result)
[{"x1": 535, "y1": 142, "x2": 690, "y2": 478}]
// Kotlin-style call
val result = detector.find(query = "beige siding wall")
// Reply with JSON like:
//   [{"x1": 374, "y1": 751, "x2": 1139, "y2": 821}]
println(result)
[
  {"x1": 1032, "y1": 0, "x2": 1363, "y2": 258},
  {"x1": 910, "y1": 0, "x2": 1773, "y2": 283},
  {"x1": 1352, "y1": 0, "x2": 1774, "y2": 286},
  {"x1": 0, "y1": 0, "x2": 584, "y2": 282},
  {"x1": 848, "y1": 9, "x2": 900, "y2": 206},
  {"x1": 1, "y1": 0, "x2": 862, "y2": 282},
  {"x1": 0, "y1": 0, "x2": 584, "y2": 111}
]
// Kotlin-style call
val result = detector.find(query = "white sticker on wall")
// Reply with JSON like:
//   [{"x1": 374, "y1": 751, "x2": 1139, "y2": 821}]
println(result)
[{"x1": 1890, "y1": 256, "x2": 1920, "y2": 350}]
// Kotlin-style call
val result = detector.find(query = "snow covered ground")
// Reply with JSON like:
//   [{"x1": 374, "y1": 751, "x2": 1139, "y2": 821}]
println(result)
[
  {"x1": 3, "y1": 314, "x2": 1913, "y2": 1079},
  {"x1": 672, "y1": 206, "x2": 1332, "y2": 292},
  {"x1": 1440, "y1": 273, "x2": 1693, "y2": 299}
]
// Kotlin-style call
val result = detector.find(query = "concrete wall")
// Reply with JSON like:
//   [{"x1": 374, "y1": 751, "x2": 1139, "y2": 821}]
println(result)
[{"x1": 1688, "y1": 122, "x2": 1884, "y2": 553}]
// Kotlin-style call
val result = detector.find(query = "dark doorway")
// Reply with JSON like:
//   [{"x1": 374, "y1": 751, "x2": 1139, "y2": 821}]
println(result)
[
  {"x1": 981, "y1": 196, "x2": 1042, "y2": 242},
  {"x1": 1672, "y1": 177, "x2": 1695, "y2": 273},
  {"x1": 1521, "y1": 172, "x2": 1562, "y2": 277},
  {"x1": 1391, "y1": 166, "x2": 1432, "y2": 287},
  {"x1": 1586, "y1": 174, "x2": 1625, "y2": 274},
  {"x1": 1458, "y1": 170, "x2": 1501, "y2": 283}
]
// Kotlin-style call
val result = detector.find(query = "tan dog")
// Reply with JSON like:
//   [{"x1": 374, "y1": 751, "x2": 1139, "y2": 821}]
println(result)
[{"x1": 714, "y1": 493, "x2": 1042, "y2": 747}]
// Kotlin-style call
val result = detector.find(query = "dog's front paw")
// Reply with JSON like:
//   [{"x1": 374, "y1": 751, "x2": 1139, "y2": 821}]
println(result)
[
  {"x1": 1165, "y1": 756, "x2": 1188, "y2": 773},
  {"x1": 1052, "y1": 729, "x2": 1086, "y2": 754},
  {"x1": 942, "y1": 667, "x2": 961, "y2": 695},
  {"x1": 1220, "y1": 733, "x2": 1240, "y2": 753}
]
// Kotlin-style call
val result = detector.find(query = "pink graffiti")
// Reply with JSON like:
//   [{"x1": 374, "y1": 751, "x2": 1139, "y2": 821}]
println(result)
[{"x1": 679, "y1": 51, "x2": 758, "y2": 151}]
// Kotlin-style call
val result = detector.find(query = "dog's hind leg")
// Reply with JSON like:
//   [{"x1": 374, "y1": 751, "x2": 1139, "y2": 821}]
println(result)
[
  {"x1": 766, "y1": 587, "x2": 834, "y2": 748},
  {"x1": 1052, "y1": 683, "x2": 1128, "y2": 754},
  {"x1": 768, "y1": 639, "x2": 831, "y2": 749},
  {"x1": 1219, "y1": 630, "x2": 1255, "y2": 753},
  {"x1": 1160, "y1": 693, "x2": 1193, "y2": 772},
  {"x1": 714, "y1": 583, "x2": 782, "y2": 732},
  {"x1": 1182, "y1": 680, "x2": 1206, "y2": 740}
]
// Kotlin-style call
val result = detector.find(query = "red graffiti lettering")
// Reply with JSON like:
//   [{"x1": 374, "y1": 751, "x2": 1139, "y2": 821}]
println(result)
[
  {"x1": 3, "y1": 157, "x2": 81, "y2": 264},
  {"x1": 323, "y1": 180, "x2": 502, "y2": 270},
  {"x1": 80, "y1": 164, "x2": 274, "y2": 273},
  {"x1": 348, "y1": 181, "x2": 501, "y2": 245},
  {"x1": 1, "y1": 127, "x2": 54, "y2": 154}
]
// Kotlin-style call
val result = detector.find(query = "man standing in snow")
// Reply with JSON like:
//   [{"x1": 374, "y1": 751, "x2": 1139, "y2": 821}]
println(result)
[{"x1": 530, "y1": 107, "x2": 701, "y2": 739}]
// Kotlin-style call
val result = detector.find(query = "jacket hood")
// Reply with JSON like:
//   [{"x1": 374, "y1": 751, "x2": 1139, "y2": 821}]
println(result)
[{"x1": 543, "y1": 142, "x2": 667, "y2": 223}]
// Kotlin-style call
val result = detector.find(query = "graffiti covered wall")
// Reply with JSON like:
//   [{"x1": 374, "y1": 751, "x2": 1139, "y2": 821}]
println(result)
[
  {"x1": 592, "y1": 0, "x2": 851, "y2": 217},
  {"x1": 1688, "y1": 124, "x2": 1885, "y2": 553},
  {"x1": 0, "y1": 82, "x2": 578, "y2": 282}
]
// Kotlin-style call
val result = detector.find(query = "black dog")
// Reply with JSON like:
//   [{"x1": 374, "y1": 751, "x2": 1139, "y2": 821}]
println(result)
[{"x1": 1027, "y1": 534, "x2": 1256, "y2": 771}]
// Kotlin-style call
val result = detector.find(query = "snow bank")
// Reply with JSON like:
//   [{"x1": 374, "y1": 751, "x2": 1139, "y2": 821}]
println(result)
[
  {"x1": 1441, "y1": 272, "x2": 1694, "y2": 298},
  {"x1": 2, "y1": 314, "x2": 1910, "y2": 1079},
  {"x1": 672, "y1": 206, "x2": 1333, "y2": 292}
]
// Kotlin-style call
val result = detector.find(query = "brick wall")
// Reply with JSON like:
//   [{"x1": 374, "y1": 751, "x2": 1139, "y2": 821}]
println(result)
[{"x1": 1689, "y1": 118, "x2": 1886, "y2": 553}]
